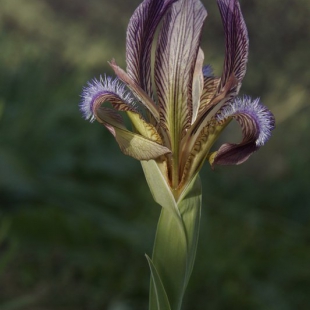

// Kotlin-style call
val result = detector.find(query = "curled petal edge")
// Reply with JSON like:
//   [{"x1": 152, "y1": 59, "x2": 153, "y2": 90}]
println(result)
[
  {"x1": 210, "y1": 96, "x2": 275, "y2": 166},
  {"x1": 80, "y1": 75, "x2": 136, "y2": 121},
  {"x1": 80, "y1": 76, "x2": 170, "y2": 160}
]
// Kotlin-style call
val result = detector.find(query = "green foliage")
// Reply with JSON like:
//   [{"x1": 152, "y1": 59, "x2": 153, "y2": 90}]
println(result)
[{"x1": 0, "y1": 0, "x2": 309, "y2": 309}]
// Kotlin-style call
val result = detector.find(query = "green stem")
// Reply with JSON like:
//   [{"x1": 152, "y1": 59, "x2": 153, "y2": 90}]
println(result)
[{"x1": 141, "y1": 160, "x2": 202, "y2": 310}]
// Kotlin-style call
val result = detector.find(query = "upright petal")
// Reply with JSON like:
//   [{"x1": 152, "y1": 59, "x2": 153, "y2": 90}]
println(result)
[
  {"x1": 155, "y1": 0, "x2": 207, "y2": 145},
  {"x1": 217, "y1": 0, "x2": 249, "y2": 94},
  {"x1": 191, "y1": 48, "x2": 205, "y2": 124},
  {"x1": 126, "y1": 0, "x2": 177, "y2": 96},
  {"x1": 210, "y1": 96, "x2": 275, "y2": 166},
  {"x1": 187, "y1": 0, "x2": 247, "y2": 135}
]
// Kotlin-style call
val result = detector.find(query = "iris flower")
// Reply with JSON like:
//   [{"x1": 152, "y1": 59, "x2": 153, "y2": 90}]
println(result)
[
  {"x1": 80, "y1": 0, "x2": 274, "y2": 198},
  {"x1": 80, "y1": 0, "x2": 274, "y2": 308}
]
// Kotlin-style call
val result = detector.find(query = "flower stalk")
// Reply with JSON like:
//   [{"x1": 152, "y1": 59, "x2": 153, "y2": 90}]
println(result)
[
  {"x1": 142, "y1": 160, "x2": 201, "y2": 310},
  {"x1": 79, "y1": 0, "x2": 275, "y2": 309}
]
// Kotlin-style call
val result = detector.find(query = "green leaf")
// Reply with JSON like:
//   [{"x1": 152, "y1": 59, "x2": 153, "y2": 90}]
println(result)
[
  {"x1": 141, "y1": 160, "x2": 179, "y2": 216},
  {"x1": 177, "y1": 176, "x2": 202, "y2": 286},
  {"x1": 142, "y1": 160, "x2": 202, "y2": 310},
  {"x1": 151, "y1": 207, "x2": 187, "y2": 310},
  {"x1": 146, "y1": 255, "x2": 171, "y2": 310}
]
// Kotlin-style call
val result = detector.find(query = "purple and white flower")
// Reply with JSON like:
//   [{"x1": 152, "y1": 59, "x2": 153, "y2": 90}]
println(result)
[{"x1": 80, "y1": 0, "x2": 275, "y2": 192}]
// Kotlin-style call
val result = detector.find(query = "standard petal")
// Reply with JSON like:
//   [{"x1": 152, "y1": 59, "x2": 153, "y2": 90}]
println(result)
[
  {"x1": 96, "y1": 107, "x2": 171, "y2": 161},
  {"x1": 211, "y1": 96, "x2": 275, "y2": 166},
  {"x1": 217, "y1": 0, "x2": 249, "y2": 94},
  {"x1": 191, "y1": 48, "x2": 205, "y2": 124},
  {"x1": 126, "y1": 0, "x2": 177, "y2": 96},
  {"x1": 155, "y1": 0, "x2": 207, "y2": 146},
  {"x1": 189, "y1": 0, "x2": 248, "y2": 132}
]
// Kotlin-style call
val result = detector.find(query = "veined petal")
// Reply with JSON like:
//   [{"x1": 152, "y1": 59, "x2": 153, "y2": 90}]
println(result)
[
  {"x1": 186, "y1": 0, "x2": 248, "y2": 136},
  {"x1": 126, "y1": 0, "x2": 177, "y2": 96},
  {"x1": 210, "y1": 96, "x2": 275, "y2": 166},
  {"x1": 217, "y1": 0, "x2": 249, "y2": 94},
  {"x1": 80, "y1": 75, "x2": 164, "y2": 145},
  {"x1": 180, "y1": 75, "x2": 236, "y2": 173},
  {"x1": 126, "y1": 111, "x2": 164, "y2": 145},
  {"x1": 155, "y1": 0, "x2": 207, "y2": 142},
  {"x1": 109, "y1": 59, "x2": 160, "y2": 122},
  {"x1": 80, "y1": 76, "x2": 136, "y2": 121},
  {"x1": 180, "y1": 120, "x2": 228, "y2": 189},
  {"x1": 197, "y1": 75, "x2": 221, "y2": 118},
  {"x1": 96, "y1": 107, "x2": 171, "y2": 161},
  {"x1": 191, "y1": 48, "x2": 205, "y2": 124}
]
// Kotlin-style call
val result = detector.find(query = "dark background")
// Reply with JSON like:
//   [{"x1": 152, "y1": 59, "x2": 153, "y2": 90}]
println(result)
[{"x1": 0, "y1": 0, "x2": 309, "y2": 309}]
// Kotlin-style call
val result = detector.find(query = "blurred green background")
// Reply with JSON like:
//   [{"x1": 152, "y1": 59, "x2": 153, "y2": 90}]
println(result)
[{"x1": 0, "y1": 0, "x2": 309, "y2": 309}]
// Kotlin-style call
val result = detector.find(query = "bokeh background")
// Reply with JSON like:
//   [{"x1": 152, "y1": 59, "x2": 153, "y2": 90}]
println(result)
[{"x1": 0, "y1": 0, "x2": 309, "y2": 309}]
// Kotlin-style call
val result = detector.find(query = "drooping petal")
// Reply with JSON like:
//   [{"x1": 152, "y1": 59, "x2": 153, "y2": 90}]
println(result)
[
  {"x1": 126, "y1": 0, "x2": 178, "y2": 96},
  {"x1": 80, "y1": 76, "x2": 136, "y2": 121},
  {"x1": 96, "y1": 107, "x2": 171, "y2": 161},
  {"x1": 210, "y1": 96, "x2": 275, "y2": 166},
  {"x1": 80, "y1": 75, "x2": 164, "y2": 147},
  {"x1": 155, "y1": 0, "x2": 207, "y2": 149},
  {"x1": 217, "y1": 0, "x2": 249, "y2": 94}
]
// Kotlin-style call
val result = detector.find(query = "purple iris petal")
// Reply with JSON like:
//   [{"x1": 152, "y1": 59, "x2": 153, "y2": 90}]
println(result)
[
  {"x1": 217, "y1": 0, "x2": 249, "y2": 93},
  {"x1": 80, "y1": 76, "x2": 135, "y2": 121},
  {"x1": 126, "y1": 0, "x2": 177, "y2": 96},
  {"x1": 216, "y1": 96, "x2": 275, "y2": 146},
  {"x1": 202, "y1": 65, "x2": 214, "y2": 77}
]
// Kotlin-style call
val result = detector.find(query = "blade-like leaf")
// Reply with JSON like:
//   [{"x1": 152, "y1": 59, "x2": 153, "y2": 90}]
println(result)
[
  {"x1": 142, "y1": 160, "x2": 202, "y2": 310},
  {"x1": 141, "y1": 160, "x2": 179, "y2": 216},
  {"x1": 151, "y1": 207, "x2": 187, "y2": 310},
  {"x1": 146, "y1": 255, "x2": 172, "y2": 310},
  {"x1": 177, "y1": 175, "x2": 202, "y2": 287}
]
